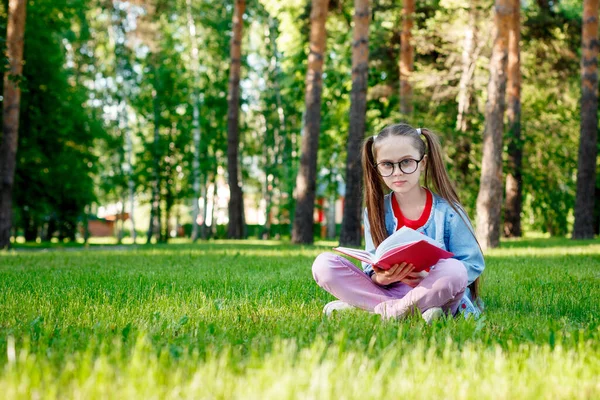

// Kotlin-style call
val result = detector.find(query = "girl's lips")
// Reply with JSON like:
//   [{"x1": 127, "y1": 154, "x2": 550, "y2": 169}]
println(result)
[{"x1": 392, "y1": 181, "x2": 407, "y2": 185}]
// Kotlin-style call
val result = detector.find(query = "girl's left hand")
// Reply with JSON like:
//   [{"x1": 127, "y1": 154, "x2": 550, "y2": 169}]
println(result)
[{"x1": 400, "y1": 270, "x2": 428, "y2": 288}]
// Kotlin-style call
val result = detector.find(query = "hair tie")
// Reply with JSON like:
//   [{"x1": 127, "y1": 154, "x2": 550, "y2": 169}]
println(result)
[{"x1": 416, "y1": 128, "x2": 422, "y2": 135}]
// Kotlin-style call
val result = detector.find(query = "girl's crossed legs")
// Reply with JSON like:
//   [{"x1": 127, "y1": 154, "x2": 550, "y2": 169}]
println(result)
[{"x1": 312, "y1": 252, "x2": 468, "y2": 319}]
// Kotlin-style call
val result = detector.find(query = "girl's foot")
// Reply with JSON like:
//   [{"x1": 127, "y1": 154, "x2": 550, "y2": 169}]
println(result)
[
  {"x1": 323, "y1": 300, "x2": 355, "y2": 316},
  {"x1": 421, "y1": 307, "x2": 443, "y2": 324}
]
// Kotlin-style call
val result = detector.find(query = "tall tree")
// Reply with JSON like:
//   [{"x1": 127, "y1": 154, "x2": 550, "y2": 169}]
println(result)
[
  {"x1": 227, "y1": 0, "x2": 246, "y2": 239},
  {"x1": 455, "y1": 4, "x2": 481, "y2": 189},
  {"x1": 340, "y1": 0, "x2": 369, "y2": 246},
  {"x1": 292, "y1": 0, "x2": 330, "y2": 244},
  {"x1": 186, "y1": 0, "x2": 203, "y2": 242},
  {"x1": 147, "y1": 58, "x2": 163, "y2": 244},
  {"x1": 0, "y1": 0, "x2": 27, "y2": 249},
  {"x1": 399, "y1": 0, "x2": 414, "y2": 116},
  {"x1": 573, "y1": 0, "x2": 599, "y2": 239},
  {"x1": 503, "y1": 0, "x2": 523, "y2": 238},
  {"x1": 475, "y1": 0, "x2": 511, "y2": 250}
]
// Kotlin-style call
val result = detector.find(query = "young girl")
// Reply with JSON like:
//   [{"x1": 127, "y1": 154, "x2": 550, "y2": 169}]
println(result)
[{"x1": 312, "y1": 123, "x2": 484, "y2": 321}]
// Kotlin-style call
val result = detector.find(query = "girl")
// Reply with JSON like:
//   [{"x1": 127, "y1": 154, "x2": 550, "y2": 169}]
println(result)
[{"x1": 312, "y1": 123, "x2": 484, "y2": 321}]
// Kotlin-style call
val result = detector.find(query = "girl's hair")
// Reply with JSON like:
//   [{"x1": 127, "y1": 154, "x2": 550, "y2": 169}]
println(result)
[{"x1": 362, "y1": 123, "x2": 481, "y2": 299}]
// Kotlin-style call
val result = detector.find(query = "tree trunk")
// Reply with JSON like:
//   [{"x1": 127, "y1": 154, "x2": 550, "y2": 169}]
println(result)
[
  {"x1": 475, "y1": 0, "x2": 511, "y2": 250},
  {"x1": 456, "y1": 6, "x2": 478, "y2": 134},
  {"x1": 0, "y1": 0, "x2": 27, "y2": 249},
  {"x1": 327, "y1": 193, "x2": 337, "y2": 239},
  {"x1": 200, "y1": 173, "x2": 209, "y2": 240},
  {"x1": 455, "y1": 6, "x2": 481, "y2": 185},
  {"x1": 503, "y1": 0, "x2": 523, "y2": 238},
  {"x1": 399, "y1": 0, "x2": 414, "y2": 116},
  {"x1": 292, "y1": 0, "x2": 330, "y2": 244},
  {"x1": 573, "y1": 0, "x2": 599, "y2": 239},
  {"x1": 186, "y1": 0, "x2": 203, "y2": 242},
  {"x1": 268, "y1": 17, "x2": 289, "y2": 235},
  {"x1": 147, "y1": 61, "x2": 162, "y2": 244},
  {"x1": 118, "y1": 194, "x2": 126, "y2": 244},
  {"x1": 340, "y1": 0, "x2": 369, "y2": 246},
  {"x1": 227, "y1": 0, "x2": 246, "y2": 239},
  {"x1": 126, "y1": 129, "x2": 136, "y2": 243}
]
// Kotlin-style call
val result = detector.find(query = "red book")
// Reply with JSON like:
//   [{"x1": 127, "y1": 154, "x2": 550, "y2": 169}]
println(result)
[{"x1": 334, "y1": 227, "x2": 453, "y2": 272}]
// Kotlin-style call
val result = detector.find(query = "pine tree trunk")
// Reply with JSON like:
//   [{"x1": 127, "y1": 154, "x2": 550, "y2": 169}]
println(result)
[
  {"x1": 475, "y1": 0, "x2": 511, "y2": 250},
  {"x1": 292, "y1": 0, "x2": 330, "y2": 244},
  {"x1": 0, "y1": 0, "x2": 27, "y2": 249},
  {"x1": 340, "y1": 0, "x2": 369, "y2": 246},
  {"x1": 503, "y1": 0, "x2": 523, "y2": 238},
  {"x1": 227, "y1": 0, "x2": 246, "y2": 239},
  {"x1": 399, "y1": 0, "x2": 414, "y2": 116},
  {"x1": 186, "y1": 0, "x2": 203, "y2": 242},
  {"x1": 573, "y1": 0, "x2": 599, "y2": 239}
]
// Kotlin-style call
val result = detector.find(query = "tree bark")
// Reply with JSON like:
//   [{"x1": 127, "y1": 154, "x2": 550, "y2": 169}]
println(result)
[
  {"x1": 292, "y1": 0, "x2": 330, "y2": 244},
  {"x1": 503, "y1": 0, "x2": 523, "y2": 238},
  {"x1": 399, "y1": 0, "x2": 414, "y2": 116},
  {"x1": 0, "y1": 0, "x2": 27, "y2": 249},
  {"x1": 340, "y1": 0, "x2": 369, "y2": 246},
  {"x1": 186, "y1": 0, "x2": 203, "y2": 242},
  {"x1": 227, "y1": 0, "x2": 246, "y2": 239},
  {"x1": 125, "y1": 124, "x2": 136, "y2": 243},
  {"x1": 475, "y1": 0, "x2": 511, "y2": 250},
  {"x1": 455, "y1": 5, "x2": 480, "y2": 186},
  {"x1": 573, "y1": 0, "x2": 599, "y2": 239},
  {"x1": 147, "y1": 60, "x2": 162, "y2": 244}
]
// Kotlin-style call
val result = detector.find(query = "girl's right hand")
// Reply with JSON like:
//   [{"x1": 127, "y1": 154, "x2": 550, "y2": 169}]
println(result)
[{"x1": 372, "y1": 262, "x2": 415, "y2": 286}]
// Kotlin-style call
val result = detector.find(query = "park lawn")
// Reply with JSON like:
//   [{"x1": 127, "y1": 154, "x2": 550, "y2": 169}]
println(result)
[{"x1": 1, "y1": 238, "x2": 600, "y2": 399}]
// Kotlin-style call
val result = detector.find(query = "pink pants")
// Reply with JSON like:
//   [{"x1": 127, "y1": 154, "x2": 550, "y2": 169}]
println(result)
[{"x1": 312, "y1": 252, "x2": 468, "y2": 319}]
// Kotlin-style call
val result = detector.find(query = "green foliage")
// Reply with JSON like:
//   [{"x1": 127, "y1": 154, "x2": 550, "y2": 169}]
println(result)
[
  {"x1": 1, "y1": 238, "x2": 600, "y2": 397},
  {"x1": 2, "y1": 0, "x2": 594, "y2": 241},
  {"x1": 7, "y1": 0, "x2": 100, "y2": 241}
]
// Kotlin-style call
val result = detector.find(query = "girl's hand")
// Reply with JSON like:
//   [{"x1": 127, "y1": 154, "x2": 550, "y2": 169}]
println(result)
[
  {"x1": 400, "y1": 270, "x2": 428, "y2": 288},
  {"x1": 372, "y1": 262, "x2": 415, "y2": 286}
]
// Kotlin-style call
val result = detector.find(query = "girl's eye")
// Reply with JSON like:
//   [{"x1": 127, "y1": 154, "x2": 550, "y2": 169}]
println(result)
[
  {"x1": 381, "y1": 162, "x2": 393, "y2": 168},
  {"x1": 401, "y1": 159, "x2": 415, "y2": 167}
]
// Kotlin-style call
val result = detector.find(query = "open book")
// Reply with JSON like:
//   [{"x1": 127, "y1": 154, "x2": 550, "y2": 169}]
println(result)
[{"x1": 334, "y1": 226, "x2": 453, "y2": 272}]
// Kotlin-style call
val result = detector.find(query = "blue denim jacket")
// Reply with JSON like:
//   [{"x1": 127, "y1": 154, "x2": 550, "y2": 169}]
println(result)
[{"x1": 362, "y1": 191, "x2": 485, "y2": 317}]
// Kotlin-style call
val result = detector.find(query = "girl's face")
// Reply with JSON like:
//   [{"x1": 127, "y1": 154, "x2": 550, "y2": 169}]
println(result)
[{"x1": 374, "y1": 135, "x2": 426, "y2": 195}]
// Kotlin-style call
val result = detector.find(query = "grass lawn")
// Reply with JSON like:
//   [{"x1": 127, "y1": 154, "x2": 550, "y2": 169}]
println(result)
[{"x1": 1, "y1": 237, "x2": 600, "y2": 399}]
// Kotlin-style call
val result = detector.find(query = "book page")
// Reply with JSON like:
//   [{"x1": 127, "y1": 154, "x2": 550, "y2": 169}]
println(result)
[
  {"x1": 374, "y1": 227, "x2": 441, "y2": 260},
  {"x1": 333, "y1": 247, "x2": 375, "y2": 264}
]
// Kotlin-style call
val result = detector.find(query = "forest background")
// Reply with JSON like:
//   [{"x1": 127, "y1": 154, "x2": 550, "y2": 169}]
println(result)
[{"x1": 0, "y1": 0, "x2": 596, "y2": 250}]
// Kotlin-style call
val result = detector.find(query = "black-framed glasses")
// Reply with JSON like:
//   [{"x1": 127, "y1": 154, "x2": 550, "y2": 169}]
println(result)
[{"x1": 375, "y1": 157, "x2": 424, "y2": 177}]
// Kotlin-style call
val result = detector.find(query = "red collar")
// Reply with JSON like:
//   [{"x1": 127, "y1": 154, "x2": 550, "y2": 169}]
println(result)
[{"x1": 392, "y1": 189, "x2": 433, "y2": 230}]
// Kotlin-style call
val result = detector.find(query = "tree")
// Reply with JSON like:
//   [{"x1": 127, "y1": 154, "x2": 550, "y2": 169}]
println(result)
[
  {"x1": 455, "y1": 3, "x2": 482, "y2": 194},
  {"x1": 399, "y1": 0, "x2": 414, "y2": 116},
  {"x1": 340, "y1": 0, "x2": 369, "y2": 246},
  {"x1": 573, "y1": 0, "x2": 599, "y2": 239},
  {"x1": 292, "y1": 0, "x2": 330, "y2": 244},
  {"x1": 186, "y1": 0, "x2": 202, "y2": 242},
  {"x1": 503, "y1": 0, "x2": 523, "y2": 238},
  {"x1": 0, "y1": 0, "x2": 27, "y2": 249},
  {"x1": 475, "y1": 0, "x2": 511, "y2": 250},
  {"x1": 227, "y1": 0, "x2": 246, "y2": 239}
]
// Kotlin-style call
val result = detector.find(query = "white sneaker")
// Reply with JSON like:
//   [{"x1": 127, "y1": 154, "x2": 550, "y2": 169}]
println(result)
[
  {"x1": 421, "y1": 307, "x2": 444, "y2": 324},
  {"x1": 323, "y1": 300, "x2": 355, "y2": 316}
]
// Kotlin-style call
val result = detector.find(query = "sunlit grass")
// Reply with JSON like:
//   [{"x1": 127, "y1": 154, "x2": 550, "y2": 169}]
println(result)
[{"x1": 1, "y1": 237, "x2": 600, "y2": 398}]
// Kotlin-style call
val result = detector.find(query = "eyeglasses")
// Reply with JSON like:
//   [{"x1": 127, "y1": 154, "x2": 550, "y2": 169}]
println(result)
[{"x1": 375, "y1": 157, "x2": 424, "y2": 177}]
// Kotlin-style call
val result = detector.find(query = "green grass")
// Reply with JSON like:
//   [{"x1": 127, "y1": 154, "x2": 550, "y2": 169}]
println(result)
[{"x1": 1, "y1": 238, "x2": 600, "y2": 399}]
